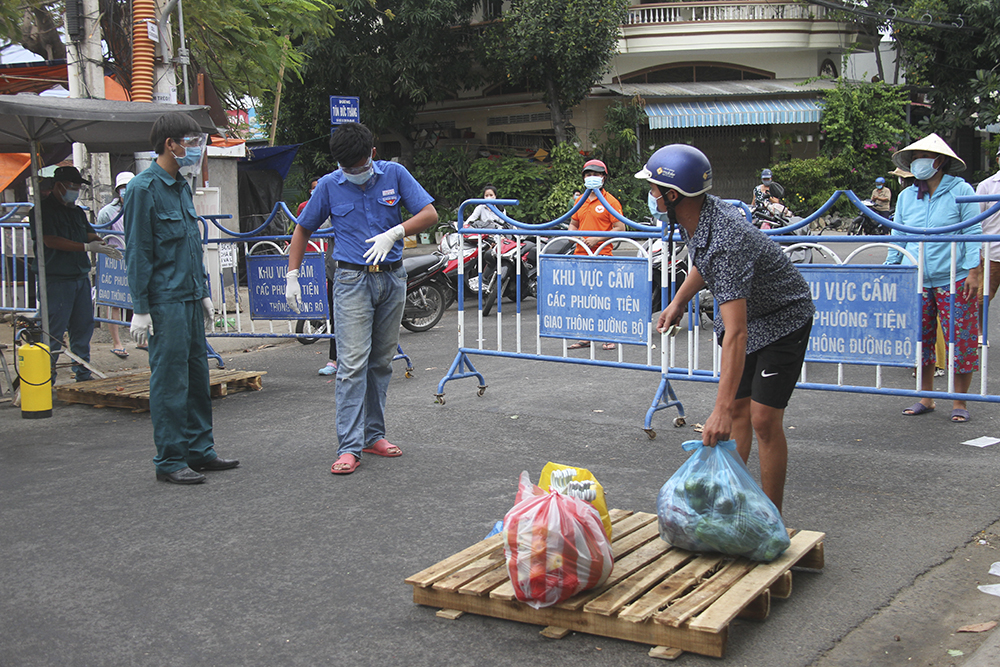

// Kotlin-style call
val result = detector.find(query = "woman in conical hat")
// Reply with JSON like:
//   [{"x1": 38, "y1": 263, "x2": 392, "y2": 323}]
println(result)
[{"x1": 886, "y1": 133, "x2": 981, "y2": 422}]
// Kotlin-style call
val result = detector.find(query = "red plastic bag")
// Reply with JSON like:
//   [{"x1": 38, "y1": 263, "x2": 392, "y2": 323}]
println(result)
[{"x1": 503, "y1": 471, "x2": 613, "y2": 609}]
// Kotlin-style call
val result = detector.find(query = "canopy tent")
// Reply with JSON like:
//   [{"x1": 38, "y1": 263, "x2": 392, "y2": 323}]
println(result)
[{"x1": 0, "y1": 93, "x2": 216, "y2": 339}]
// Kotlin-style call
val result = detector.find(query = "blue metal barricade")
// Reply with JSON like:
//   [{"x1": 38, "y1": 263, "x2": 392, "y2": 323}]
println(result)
[{"x1": 434, "y1": 188, "x2": 1000, "y2": 436}]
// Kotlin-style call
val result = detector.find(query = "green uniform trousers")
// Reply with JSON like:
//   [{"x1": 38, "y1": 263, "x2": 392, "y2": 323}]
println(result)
[{"x1": 149, "y1": 299, "x2": 217, "y2": 474}]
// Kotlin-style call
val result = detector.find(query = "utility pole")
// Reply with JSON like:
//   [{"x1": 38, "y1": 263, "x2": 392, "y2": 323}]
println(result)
[{"x1": 65, "y1": 0, "x2": 111, "y2": 210}]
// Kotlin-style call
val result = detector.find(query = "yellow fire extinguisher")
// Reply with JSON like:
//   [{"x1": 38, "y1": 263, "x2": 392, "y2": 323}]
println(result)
[{"x1": 18, "y1": 339, "x2": 52, "y2": 419}]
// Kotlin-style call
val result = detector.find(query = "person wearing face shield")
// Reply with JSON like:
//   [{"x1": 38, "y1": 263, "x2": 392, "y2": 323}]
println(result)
[
  {"x1": 886, "y1": 133, "x2": 982, "y2": 423},
  {"x1": 644, "y1": 145, "x2": 814, "y2": 514},
  {"x1": 123, "y1": 112, "x2": 239, "y2": 485},
  {"x1": 97, "y1": 171, "x2": 135, "y2": 358},
  {"x1": 285, "y1": 122, "x2": 438, "y2": 475},
  {"x1": 565, "y1": 159, "x2": 626, "y2": 351},
  {"x1": 976, "y1": 145, "x2": 1000, "y2": 332},
  {"x1": 29, "y1": 165, "x2": 123, "y2": 383}
]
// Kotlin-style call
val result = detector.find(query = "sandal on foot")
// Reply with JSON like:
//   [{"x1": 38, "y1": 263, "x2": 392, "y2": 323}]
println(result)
[
  {"x1": 568, "y1": 341, "x2": 590, "y2": 350},
  {"x1": 331, "y1": 453, "x2": 360, "y2": 474},
  {"x1": 111, "y1": 348, "x2": 129, "y2": 359},
  {"x1": 951, "y1": 408, "x2": 971, "y2": 423},
  {"x1": 362, "y1": 439, "x2": 402, "y2": 457},
  {"x1": 602, "y1": 342, "x2": 616, "y2": 350},
  {"x1": 902, "y1": 402, "x2": 934, "y2": 416}
]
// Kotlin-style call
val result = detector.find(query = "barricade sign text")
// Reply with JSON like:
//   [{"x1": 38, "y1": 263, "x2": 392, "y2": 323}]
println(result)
[
  {"x1": 95, "y1": 255, "x2": 133, "y2": 309},
  {"x1": 538, "y1": 255, "x2": 650, "y2": 345},
  {"x1": 246, "y1": 253, "x2": 327, "y2": 320},
  {"x1": 799, "y1": 264, "x2": 919, "y2": 366}
]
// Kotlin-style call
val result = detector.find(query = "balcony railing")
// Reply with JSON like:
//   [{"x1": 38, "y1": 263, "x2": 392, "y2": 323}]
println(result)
[{"x1": 626, "y1": 2, "x2": 828, "y2": 25}]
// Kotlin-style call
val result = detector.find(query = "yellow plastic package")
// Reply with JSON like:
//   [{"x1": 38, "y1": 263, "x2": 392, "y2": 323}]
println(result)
[{"x1": 539, "y1": 462, "x2": 612, "y2": 539}]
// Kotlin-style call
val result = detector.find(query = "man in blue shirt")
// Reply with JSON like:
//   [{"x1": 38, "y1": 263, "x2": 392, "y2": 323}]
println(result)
[
  {"x1": 642, "y1": 145, "x2": 814, "y2": 513},
  {"x1": 286, "y1": 122, "x2": 438, "y2": 474},
  {"x1": 125, "y1": 112, "x2": 240, "y2": 484}
]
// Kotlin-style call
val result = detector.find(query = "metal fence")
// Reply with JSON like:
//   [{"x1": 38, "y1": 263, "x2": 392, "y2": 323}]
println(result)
[{"x1": 435, "y1": 189, "x2": 1000, "y2": 436}]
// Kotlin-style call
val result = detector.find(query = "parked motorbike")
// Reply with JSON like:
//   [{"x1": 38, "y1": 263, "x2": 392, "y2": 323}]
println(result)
[
  {"x1": 849, "y1": 200, "x2": 892, "y2": 235},
  {"x1": 401, "y1": 252, "x2": 454, "y2": 332}
]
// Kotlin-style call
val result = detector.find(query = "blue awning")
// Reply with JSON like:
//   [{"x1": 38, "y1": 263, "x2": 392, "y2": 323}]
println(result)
[{"x1": 644, "y1": 98, "x2": 822, "y2": 129}]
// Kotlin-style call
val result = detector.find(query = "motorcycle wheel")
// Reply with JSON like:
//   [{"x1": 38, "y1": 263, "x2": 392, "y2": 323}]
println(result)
[
  {"x1": 295, "y1": 318, "x2": 329, "y2": 345},
  {"x1": 401, "y1": 283, "x2": 446, "y2": 332},
  {"x1": 482, "y1": 264, "x2": 509, "y2": 316}
]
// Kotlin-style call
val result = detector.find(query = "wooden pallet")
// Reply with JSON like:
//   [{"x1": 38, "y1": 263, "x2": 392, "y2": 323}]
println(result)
[
  {"x1": 55, "y1": 369, "x2": 266, "y2": 412},
  {"x1": 406, "y1": 509, "x2": 824, "y2": 660}
]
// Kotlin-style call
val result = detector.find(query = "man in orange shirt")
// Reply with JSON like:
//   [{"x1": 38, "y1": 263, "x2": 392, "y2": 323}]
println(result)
[
  {"x1": 569, "y1": 159, "x2": 625, "y2": 256},
  {"x1": 568, "y1": 159, "x2": 627, "y2": 350}
]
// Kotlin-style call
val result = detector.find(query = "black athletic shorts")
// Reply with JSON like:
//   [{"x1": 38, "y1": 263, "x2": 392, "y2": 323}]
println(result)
[{"x1": 734, "y1": 321, "x2": 812, "y2": 409}]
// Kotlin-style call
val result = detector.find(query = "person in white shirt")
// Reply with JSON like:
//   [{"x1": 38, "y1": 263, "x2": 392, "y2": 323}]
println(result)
[{"x1": 977, "y1": 145, "x2": 1000, "y2": 328}]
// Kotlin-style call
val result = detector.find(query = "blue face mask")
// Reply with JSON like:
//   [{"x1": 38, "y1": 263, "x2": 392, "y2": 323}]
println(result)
[
  {"x1": 175, "y1": 146, "x2": 202, "y2": 168},
  {"x1": 648, "y1": 191, "x2": 660, "y2": 216},
  {"x1": 62, "y1": 188, "x2": 80, "y2": 205},
  {"x1": 584, "y1": 175, "x2": 603, "y2": 190},
  {"x1": 342, "y1": 158, "x2": 374, "y2": 185},
  {"x1": 909, "y1": 157, "x2": 938, "y2": 181}
]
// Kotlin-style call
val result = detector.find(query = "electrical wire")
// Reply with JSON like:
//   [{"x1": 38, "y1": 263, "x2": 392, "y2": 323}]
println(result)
[{"x1": 806, "y1": 0, "x2": 974, "y2": 31}]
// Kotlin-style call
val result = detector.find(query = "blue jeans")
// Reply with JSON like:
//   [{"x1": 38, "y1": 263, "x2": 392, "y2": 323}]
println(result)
[
  {"x1": 332, "y1": 266, "x2": 406, "y2": 459},
  {"x1": 46, "y1": 277, "x2": 94, "y2": 382}
]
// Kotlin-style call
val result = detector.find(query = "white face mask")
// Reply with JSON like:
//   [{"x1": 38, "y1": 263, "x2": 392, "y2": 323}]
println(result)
[
  {"x1": 341, "y1": 158, "x2": 373, "y2": 185},
  {"x1": 584, "y1": 175, "x2": 604, "y2": 190}
]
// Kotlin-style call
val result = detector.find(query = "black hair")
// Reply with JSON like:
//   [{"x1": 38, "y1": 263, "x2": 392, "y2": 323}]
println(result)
[
  {"x1": 150, "y1": 113, "x2": 203, "y2": 155},
  {"x1": 329, "y1": 122, "x2": 374, "y2": 167},
  {"x1": 482, "y1": 183, "x2": 498, "y2": 197}
]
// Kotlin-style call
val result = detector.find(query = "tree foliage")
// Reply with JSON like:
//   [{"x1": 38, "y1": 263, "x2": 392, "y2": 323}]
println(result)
[
  {"x1": 1, "y1": 0, "x2": 340, "y2": 111},
  {"x1": 267, "y1": 0, "x2": 481, "y2": 170},
  {"x1": 488, "y1": 0, "x2": 629, "y2": 143}
]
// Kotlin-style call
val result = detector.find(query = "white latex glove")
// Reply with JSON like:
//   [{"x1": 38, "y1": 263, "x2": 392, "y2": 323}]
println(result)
[
  {"x1": 202, "y1": 297, "x2": 214, "y2": 328},
  {"x1": 363, "y1": 224, "x2": 405, "y2": 265},
  {"x1": 286, "y1": 269, "x2": 303, "y2": 313},
  {"x1": 130, "y1": 313, "x2": 154, "y2": 345},
  {"x1": 85, "y1": 239, "x2": 123, "y2": 261}
]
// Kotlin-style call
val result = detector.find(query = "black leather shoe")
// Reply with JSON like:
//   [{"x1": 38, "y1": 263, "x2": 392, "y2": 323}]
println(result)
[
  {"x1": 156, "y1": 467, "x2": 206, "y2": 484},
  {"x1": 190, "y1": 457, "x2": 240, "y2": 472}
]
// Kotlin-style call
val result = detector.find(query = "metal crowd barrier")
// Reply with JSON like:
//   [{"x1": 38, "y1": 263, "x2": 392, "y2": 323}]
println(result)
[{"x1": 434, "y1": 189, "x2": 1000, "y2": 436}]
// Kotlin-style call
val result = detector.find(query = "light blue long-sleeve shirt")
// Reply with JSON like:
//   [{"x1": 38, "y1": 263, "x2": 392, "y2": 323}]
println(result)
[{"x1": 885, "y1": 173, "x2": 980, "y2": 288}]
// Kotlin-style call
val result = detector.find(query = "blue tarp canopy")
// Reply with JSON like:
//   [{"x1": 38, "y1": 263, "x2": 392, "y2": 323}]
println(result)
[
  {"x1": 644, "y1": 98, "x2": 822, "y2": 129},
  {"x1": 238, "y1": 144, "x2": 300, "y2": 179}
]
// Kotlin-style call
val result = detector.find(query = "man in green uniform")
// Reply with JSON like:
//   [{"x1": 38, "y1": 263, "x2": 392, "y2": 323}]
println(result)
[
  {"x1": 124, "y1": 113, "x2": 239, "y2": 485},
  {"x1": 31, "y1": 166, "x2": 122, "y2": 382}
]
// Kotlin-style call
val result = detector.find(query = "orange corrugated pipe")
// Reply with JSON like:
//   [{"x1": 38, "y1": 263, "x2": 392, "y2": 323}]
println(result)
[{"x1": 132, "y1": 0, "x2": 156, "y2": 102}]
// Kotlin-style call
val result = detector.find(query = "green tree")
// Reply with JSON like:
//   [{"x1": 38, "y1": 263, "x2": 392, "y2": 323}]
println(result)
[
  {"x1": 268, "y1": 0, "x2": 481, "y2": 170},
  {"x1": 1, "y1": 0, "x2": 340, "y2": 111},
  {"x1": 887, "y1": 0, "x2": 1000, "y2": 131},
  {"x1": 488, "y1": 0, "x2": 629, "y2": 144}
]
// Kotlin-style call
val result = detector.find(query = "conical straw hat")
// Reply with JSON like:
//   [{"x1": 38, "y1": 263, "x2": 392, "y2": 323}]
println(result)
[
  {"x1": 888, "y1": 167, "x2": 913, "y2": 178},
  {"x1": 892, "y1": 133, "x2": 966, "y2": 174}
]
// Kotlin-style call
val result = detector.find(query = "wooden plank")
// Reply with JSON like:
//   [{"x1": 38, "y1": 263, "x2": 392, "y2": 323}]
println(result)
[
  {"x1": 795, "y1": 540, "x2": 825, "y2": 570},
  {"x1": 606, "y1": 512, "x2": 656, "y2": 545},
  {"x1": 436, "y1": 608, "x2": 464, "y2": 619},
  {"x1": 735, "y1": 589, "x2": 770, "y2": 621},
  {"x1": 648, "y1": 646, "x2": 684, "y2": 660},
  {"x1": 539, "y1": 626, "x2": 571, "y2": 639},
  {"x1": 459, "y1": 564, "x2": 511, "y2": 596},
  {"x1": 611, "y1": 522, "x2": 660, "y2": 560},
  {"x1": 686, "y1": 530, "x2": 825, "y2": 633},
  {"x1": 56, "y1": 369, "x2": 266, "y2": 411},
  {"x1": 557, "y1": 534, "x2": 674, "y2": 612},
  {"x1": 654, "y1": 559, "x2": 755, "y2": 628},
  {"x1": 771, "y1": 571, "x2": 793, "y2": 599},
  {"x1": 412, "y1": 585, "x2": 727, "y2": 658},
  {"x1": 404, "y1": 534, "x2": 503, "y2": 588},
  {"x1": 433, "y1": 549, "x2": 506, "y2": 593},
  {"x1": 616, "y1": 554, "x2": 724, "y2": 623}
]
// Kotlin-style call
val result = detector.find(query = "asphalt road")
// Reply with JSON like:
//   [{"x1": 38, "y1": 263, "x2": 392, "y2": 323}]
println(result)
[{"x1": 3, "y1": 286, "x2": 1000, "y2": 666}]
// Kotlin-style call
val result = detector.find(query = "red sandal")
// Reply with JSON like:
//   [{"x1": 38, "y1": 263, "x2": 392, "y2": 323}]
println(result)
[
  {"x1": 331, "y1": 453, "x2": 360, "y2": 474},
  {"x1": 363, "y1": 439, "x2": 402, "y2": 457}
]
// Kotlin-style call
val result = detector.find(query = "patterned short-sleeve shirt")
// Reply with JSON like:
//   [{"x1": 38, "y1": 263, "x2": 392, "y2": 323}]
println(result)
[{"x1": 681, "y1": 195, "x2": 815, "y2": 353}]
